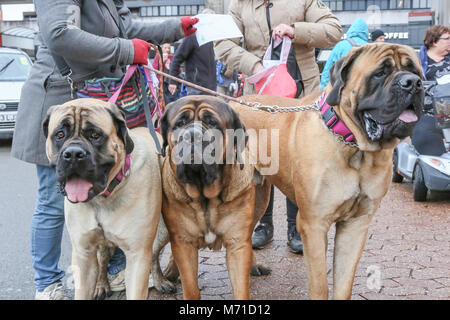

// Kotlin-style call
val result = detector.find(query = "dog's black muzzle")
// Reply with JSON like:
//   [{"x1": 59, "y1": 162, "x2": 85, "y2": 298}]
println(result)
[
  {"x1": 358, "y1": 71, "x2": 424, "y2": 141},
  {"x1": 172, "y1": 123, "x2": 221, "y2": 187}
]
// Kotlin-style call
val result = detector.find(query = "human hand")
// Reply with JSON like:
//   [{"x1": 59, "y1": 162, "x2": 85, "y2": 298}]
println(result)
[
  {"x1": 131, "y1": 39, "x2": 151, "y2": 65},
  {"x1": 252, "y1": 62, "x2": 264, "y2": 75},
  {"x1": 272, "y1": 24, "x2": 294, "y2": 40},
  {"x1": 180, "y1": 16, "x2": 199, "y2": 37},
  {"x1": 168, "y1": 84, "x2": 177, "y2": 95}
]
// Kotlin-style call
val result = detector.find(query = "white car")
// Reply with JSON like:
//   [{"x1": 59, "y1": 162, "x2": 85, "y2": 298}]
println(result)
[{"x1": 0, "y1": 47, "x2": 32, "y2": 139}]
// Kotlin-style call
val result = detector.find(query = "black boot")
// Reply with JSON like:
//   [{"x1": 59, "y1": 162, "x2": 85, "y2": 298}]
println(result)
[
  {"x1": 252, "y1": 186, "x2": 274, "y2": 249},
  {"x1": 287, "y1": 223, "x2": 303, "y2": 254},
  {"x1": 286, "y1": 198, "x2": 303, "y2": 254}
]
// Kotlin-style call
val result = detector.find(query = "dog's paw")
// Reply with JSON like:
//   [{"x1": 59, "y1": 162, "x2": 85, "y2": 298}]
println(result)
[
  {"x1": 93, "y1": 283, "x2": 112, "y2": 300},
  {"x1": 250, "y1": 264, "x2": 272, "y2": 276}
]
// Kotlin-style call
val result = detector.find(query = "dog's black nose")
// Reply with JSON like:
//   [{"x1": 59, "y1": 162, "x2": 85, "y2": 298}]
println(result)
[
  {"x1": 182, "y1": 125, "x2": 203, "y2": 144},
  {"x1": 399, "y1": 74, "x2": 422, "y2": 92},
  {"x1": 63, "y1": 146, "x2": 87, "y2": 162}
]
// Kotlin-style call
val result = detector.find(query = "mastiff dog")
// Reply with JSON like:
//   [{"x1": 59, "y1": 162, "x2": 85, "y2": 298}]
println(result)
[
  {"x1": 229, "y1": 44, "x2": 424, "y2": 299},
  {"x1": 155, "y1": 95, "x2": 266, "y2": 299},
  {"x1": 43, "y1": 98, "x2": 162, "y2": 300}
]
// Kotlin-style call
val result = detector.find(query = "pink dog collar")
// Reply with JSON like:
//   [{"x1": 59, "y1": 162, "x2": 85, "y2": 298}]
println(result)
[
  {"x1": 102, "y1": 153, "x2": 131, "y2": 197},
  {"x1": 317, "y1": 93, "x2": 356, "y2": 144}
]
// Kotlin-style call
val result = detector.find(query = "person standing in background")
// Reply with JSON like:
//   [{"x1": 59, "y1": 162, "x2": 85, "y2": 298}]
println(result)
[
  {"x1": 168, "y1": 8, "x2": 217, "y2": 96},
  {"x1": 371, "y1": 29, "x2": 386, "y2": 43},
  {"x1": 413, "y1": 25, "x2": 450, "y2": 156},
  {"x1": 153, "y1": 43, "x2": 180, "y2": 103},
  {"x1": 320, "y1": 18, "x2": 369, "y2": 90},
  {"x1": 215, "y1": 0, "x2": 342, "y2": 254}
]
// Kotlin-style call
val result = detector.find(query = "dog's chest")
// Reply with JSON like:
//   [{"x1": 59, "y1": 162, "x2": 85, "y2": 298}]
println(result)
[
  {"x1": 187, "y1": 198, "x2": 229, "y2": 250},
  {"x1": 325, "y1": 153, "x2": 391, "y2": 222}
]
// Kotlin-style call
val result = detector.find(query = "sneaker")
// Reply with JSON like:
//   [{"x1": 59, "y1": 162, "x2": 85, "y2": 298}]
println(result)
[
  {"x1": 35, "y1": 282, "x2": 70, "y2": 300},
  {"x1": 108, "y1": 269, "x2": 126, "y2": 292},
  {"x1": 252, "y1": 222, "x2": 274, "y2": 249},
  {"x1": 107, "y1": 269, "x2": 158, "y2": 294},
  {"x1": 287, "y1": 224, "x2": 303, "y2": 254}
]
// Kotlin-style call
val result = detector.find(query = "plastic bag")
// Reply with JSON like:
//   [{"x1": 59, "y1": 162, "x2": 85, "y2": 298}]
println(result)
[{"x1": 247, "y1": 36, "x2": 297, "y2": 98}]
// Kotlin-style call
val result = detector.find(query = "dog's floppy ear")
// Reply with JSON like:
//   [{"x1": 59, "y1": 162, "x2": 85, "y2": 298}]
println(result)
[
  {"x1": 326, "y1": 48, "x2": 362, "y2": 106},
  {"x1": 107, "y1": 104, "x2": 134, "y2": 155},
  {"x1": 230, "y1": 108, "x2": 247, "y2": 170},
  {"x1": 159, "y1": 108, "x2": 170, "y2": 158},
  {"x1": 42, "y1": 105, "x2": 58, "y2": 138}
]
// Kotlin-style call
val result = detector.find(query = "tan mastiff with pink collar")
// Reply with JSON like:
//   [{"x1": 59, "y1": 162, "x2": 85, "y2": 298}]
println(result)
[
  {"x1": 230, "y1": 44, "x2": 424, "y2": 299},
  {"x1": 43, "y1": 98, "x2": 162, "y2": 300}
]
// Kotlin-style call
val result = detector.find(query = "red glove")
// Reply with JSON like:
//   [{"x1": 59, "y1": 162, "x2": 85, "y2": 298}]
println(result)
[
  {"x1": 180, "y1": 16, "x2": 199, "y2": 37},
  {"x1": 131, "y1": 39, "x2": 151, "y2": 65}
]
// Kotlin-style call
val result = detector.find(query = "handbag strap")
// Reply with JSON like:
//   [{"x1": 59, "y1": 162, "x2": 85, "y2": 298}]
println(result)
[
  {"x1": 142, "y1": 66, "x2": 164, "y2": 120},
  {"x1": 108, "y1": 65, "x2": 137, "y2": 103},
  {"x1": 138, "y1": 66, "x2": 162, "y2": 155},
  {"x1": 264, "y1": 1, "x2": 290, "y2": 64},
  {"x1": 264, "y1": 0, "x2": 273, "y2": 40},
  {"x1": 107, "y1": 64, "x2": 163, "y2": 155}
]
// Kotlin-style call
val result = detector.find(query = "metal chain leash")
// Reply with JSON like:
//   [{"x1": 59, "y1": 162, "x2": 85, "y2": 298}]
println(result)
[
  {"x1": 249, "y1": 102, "x2": 320, "y2": 113},
  {"x1": 143, "y1": 65, "x2": 358, "y2": 148},
  {"x1": 250, "y1": 101, "x2": 358, "y2": 148}
]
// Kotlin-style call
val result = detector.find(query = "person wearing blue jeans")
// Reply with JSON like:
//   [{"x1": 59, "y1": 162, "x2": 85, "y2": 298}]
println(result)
[{"x1": 32, "y1": 165, "x2": 126, "y2": 299}]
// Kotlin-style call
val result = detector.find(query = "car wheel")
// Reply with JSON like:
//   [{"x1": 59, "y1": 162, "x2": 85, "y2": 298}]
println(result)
[
  {"x1": 413, "y1": 164, "x2": 428, "y2": 202},
  {"x1": 392, "y1": 151, "x2": 404, "y2": 183}
]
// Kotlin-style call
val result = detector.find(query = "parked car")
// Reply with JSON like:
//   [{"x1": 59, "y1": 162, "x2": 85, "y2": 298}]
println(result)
[{"x1": 0, "y1": 47, "x2": 32, "y2": 139}]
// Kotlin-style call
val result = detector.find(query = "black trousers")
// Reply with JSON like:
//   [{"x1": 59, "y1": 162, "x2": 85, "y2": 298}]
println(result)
[
  {"x1": 411, "y1": 114, "x2": 445, "y2": 156},
  {"x1": 260, "y1": 185, "x2": 298, "y2": 226}
]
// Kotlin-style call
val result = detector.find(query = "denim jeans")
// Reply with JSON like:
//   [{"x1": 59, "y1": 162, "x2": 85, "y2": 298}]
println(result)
[{"x1": 31, "y1": 165, "x2": 126, "y2": 291}]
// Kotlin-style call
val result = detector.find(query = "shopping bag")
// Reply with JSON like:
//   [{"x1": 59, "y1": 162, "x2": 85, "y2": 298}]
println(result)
[{"x1": 247, "y1": 36, "x2": 298, "y2": 98}]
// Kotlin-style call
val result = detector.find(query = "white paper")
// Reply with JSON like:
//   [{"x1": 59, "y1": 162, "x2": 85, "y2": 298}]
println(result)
[
  {"x1": 194, "y1": 14, "x2": 243, "y2": 46},
  {"x1": 436, "y1": 74, "x2": 450, "y2": 85}
]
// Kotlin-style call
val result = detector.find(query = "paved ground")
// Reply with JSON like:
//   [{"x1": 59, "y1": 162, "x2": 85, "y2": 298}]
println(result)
[
  {"x1": 137, "y1": 183, "x2": 449, "y2": 300},
  {"x1": 4, "y1": 133, "x2": 446, "y2": 300}
]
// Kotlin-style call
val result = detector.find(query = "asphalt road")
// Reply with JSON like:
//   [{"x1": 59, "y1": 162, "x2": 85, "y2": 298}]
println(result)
[{"x1": 0, "y1": 139, "x2": 71, "y2": 300}]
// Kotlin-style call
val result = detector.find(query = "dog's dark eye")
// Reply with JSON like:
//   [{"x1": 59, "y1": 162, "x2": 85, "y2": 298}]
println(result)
[
  {"x1": 206, "y1": 118, "x2": 218, "y2": 127},
  {"x1": 175, "y1": 118, "x2": 187, "y2": 128},
  {"x1": 90, "y1": 132, "x2": 101, "y2": 140},
  {"x1": 55, "y1": 131, "x2": 65, "y2": 140},
  {"x1": 374, "y1": 70, "x2": 385, "y2": 78}
]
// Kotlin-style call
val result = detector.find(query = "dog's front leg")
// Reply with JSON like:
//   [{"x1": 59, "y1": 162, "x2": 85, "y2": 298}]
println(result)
[
  {"x1": 250, "y1": 178, "x2": 272, "y2": 277},
  {"x1": 72, "y1": 247, "x2": 99, "y2": 300},
  {"x1": 93, "y1": 245, "x2": 113, "y2": 300},
  {"x1": 151, "y1": 218, "x2": 178, "y2": 294},
  {"x1": 225, "y1": 240, "x2": 253, "y2": 300},
  {"x1": 170, "y1": 239, "x2": 200, "y2": 299},
  {"x1": 333, "y1": 214, "x2": 373, "y2": 300},
  {"x1": 123, "y1": 249, "x2": 152, "y2": 300},
  {"x1": 298, "y1": 217, "x2": 330, "y2": 300}
]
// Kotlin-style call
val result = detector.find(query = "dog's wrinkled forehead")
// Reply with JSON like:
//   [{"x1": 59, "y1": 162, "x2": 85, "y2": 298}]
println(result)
[
  {"x1": 350, "y1": 44, "x2": 422, "y2": 79},
  {"x1": 166, "y1": 95, "x2": 234, "y2": 127},
  {"x1": 47, "y1": 99, "x2": 115, "y2": 135}
]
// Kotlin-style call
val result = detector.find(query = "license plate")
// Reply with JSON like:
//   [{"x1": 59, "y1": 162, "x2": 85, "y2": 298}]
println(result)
[{"x1": 0, "y1": 112, "x2": 16, "y2": 123}]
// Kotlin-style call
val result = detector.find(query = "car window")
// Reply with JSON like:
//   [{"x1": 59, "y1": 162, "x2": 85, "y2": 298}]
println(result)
[{"x1": 0, "y1": 52, "x2": 32, "y2": 81}]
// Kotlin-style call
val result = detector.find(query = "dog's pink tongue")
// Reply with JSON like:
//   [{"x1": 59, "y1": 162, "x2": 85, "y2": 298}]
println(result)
[
  {"x1": 65, "y1": 177, "x2": 93, "y2": 203},
  {"x1": 399, "y1": 110, "x2": 418, "y2": 123}
]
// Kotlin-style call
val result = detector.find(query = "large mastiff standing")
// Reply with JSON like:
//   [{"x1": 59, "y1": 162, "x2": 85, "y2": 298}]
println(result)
[
  {"x1": 230, "y1": 44, "x2": 424, "y2": 299},
  {"x1": 158, "y1": 96, "x2": 263, "y2": 299},
  {"x1": 43, "y1": 98, "x2": 162, "y2": 299}
]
